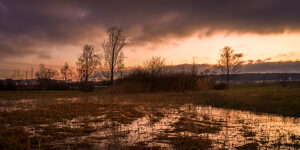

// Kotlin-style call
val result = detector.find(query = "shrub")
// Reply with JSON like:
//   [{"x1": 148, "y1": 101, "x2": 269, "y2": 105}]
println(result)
[
  {"x1": 109, "y1": 69, "x2": 215, "y2": 93},
  {"x1": 213, "y1": 83, "x2": 227, "y2": 90},
  {"x1": 80, "y1": 83, "x2": 94, "y2": 92}
]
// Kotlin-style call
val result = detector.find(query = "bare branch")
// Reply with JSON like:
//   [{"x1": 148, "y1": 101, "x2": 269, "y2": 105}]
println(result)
[
  {"x1": 102, "y1": 26, "x2": 126, "y2": 84},
  {"x1": 218, "y1": 46, "x2": 244, "y2": 88},
  {"x1": 76, "y1": 44, "x2": 101, "y2": 85}
]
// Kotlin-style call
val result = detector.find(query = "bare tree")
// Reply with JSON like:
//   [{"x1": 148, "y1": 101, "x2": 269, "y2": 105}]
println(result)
[
  {"x1": 30, "y1": 66, "x2": 35, "y2": 79},
  {"x1": 280, "y1": 71, "x2": 289, "y2": 87},
  {"x1": 35, "y1": 64, "x2": 57, "y2": 80},
  {"x1": 102, "y1": 26, "x2": 126, "y2": 84},
  {"x1": 76, "y1": 44, "x2": 101, "y2": 85},
  {"x1": 144, "y1": 56, "x2": 167, "y2": 76},
  {"x1": 218, "y1": 46, "x2": 243, "y2": 88},
  {"x1": 190, "y1": 57, "x2": 197, "y2": 75},
  {"x1": 12, "y1": 69, "x2": 21, "y2": 80},
  {"x1": 25, "y1": 69, "x2": 29, "y2": 80},
  {"x1": 60, "y1": 62, "x2": 73, "y2": 82}
]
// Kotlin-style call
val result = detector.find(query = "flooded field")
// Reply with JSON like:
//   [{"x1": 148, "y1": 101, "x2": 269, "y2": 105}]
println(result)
[{"x1": 0, "y1": 95, "x2": 300, "y2": 149}]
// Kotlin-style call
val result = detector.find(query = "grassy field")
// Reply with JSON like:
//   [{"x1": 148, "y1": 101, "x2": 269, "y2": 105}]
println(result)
[{"x1": 195, "y1": 87, "x2": 300, "y2": 117}]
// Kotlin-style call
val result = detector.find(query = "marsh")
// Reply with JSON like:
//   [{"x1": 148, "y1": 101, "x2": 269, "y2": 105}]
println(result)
[{"x1": 0, "y1": 88, "x2": 299, "y2": 149}]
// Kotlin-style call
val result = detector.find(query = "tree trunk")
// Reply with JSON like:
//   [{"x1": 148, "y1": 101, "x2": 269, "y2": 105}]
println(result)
[
  {"x1": 226, "y1": 72, "x2": 229, "y2": 89},
  {"x1": 110, "y1": 67, "x2": 114, "y2": 85},
  {"x1": 110, "y1": 48, "x2": 115, "y2": 85},
  {"x1": 85, "y1": 76, "x2": 88, "y2": 85}
]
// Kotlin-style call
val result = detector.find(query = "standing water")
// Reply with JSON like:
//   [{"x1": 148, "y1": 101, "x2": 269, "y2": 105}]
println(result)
[{"x1": 0, "y1": 96, "x2": 299, "y2": 149}]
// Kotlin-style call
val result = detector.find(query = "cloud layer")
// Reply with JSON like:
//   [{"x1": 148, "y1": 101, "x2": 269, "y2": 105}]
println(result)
[{"x1": 1, "y1": 0, "x2": 300, "y2": 59}]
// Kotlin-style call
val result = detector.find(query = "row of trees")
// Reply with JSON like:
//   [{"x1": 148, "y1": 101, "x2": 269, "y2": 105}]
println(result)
[
  {"x1": 75, "y1": 31, "x2": 244, "y2": 88},
  {"x1": 76, "y1": 26, "x2": 126, "y2": 87},
  {"x1": 27, "y1": 26, "x2": 126, "y2": 86},
  {"x1": 44, "y1": 38, "x2": 244, "y2": 89},
  {"x1": 5, "y1": 26, "x2": 244, "y2": 90},
  {"x1": 106, "y1": 49, "x2": 243, "y2": 92}
]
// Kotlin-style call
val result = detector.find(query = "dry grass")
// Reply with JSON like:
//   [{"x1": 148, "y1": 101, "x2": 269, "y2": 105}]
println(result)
[
  {"x1": 105, "y1": 104, "x2": 145, "y2": 124},
  {"x1": 0, "y1": 102, "x2": 104, "y2": 126},
  {"x1": 1, "y1": 87, "x2": 300, "y2": 149},
  {"x1": 124, "y1": 142, "x2": 162, "y2": 150},
  {"x1": 173, "y1": 117, "x2": 221, "y2": 134},
  {"x1": 70, "y1": 140, "x2": 94, "y2": 150},
  {"x1": 0, "y1": 97, "x2": 147, "y2": 149},
  {"x1": 149, "y1": 110, "x2": 165, "y2": 124},
  {"x1": 156, "y1": 134, "x2": 212, "y2": 149},
  {"x1": 236, "y1": 142, "x2": 259, "y2": 149}
]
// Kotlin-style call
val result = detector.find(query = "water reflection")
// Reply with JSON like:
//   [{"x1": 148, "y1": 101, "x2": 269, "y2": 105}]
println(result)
[{"x1": 0, "y1": 97, "x2": 299, "y2": 149}]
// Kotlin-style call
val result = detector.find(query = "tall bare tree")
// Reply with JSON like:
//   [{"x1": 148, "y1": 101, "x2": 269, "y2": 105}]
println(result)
[
  {"x1": 102, "y1": 26, "x2": 126, "y2": 84},
  {"x1": 76, "y1": 44, "x2": 101, "y2": 85},
  {"x1": 60, "y1": 62, "x2": 73, "y2": 82},
  {"x1": 25, "y1": 69, "x2": 29, "y2": 80},
  {"x1": 218, "y1": 46, "x2": 243, "y2": 88},
  {"x1": 35, "y1": 64, "x2": 57, "y2": 80},
  {"x1": 30, "y1": 66, "x2": 35, "y2": 79},
  {"x1": 11, "y1": 69, "x2": 21, "y2": 80}
]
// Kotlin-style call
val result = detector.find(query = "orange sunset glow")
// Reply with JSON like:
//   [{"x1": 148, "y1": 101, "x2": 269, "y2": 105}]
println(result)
[
  {"x1": 1, "y1": 0, "x2": 300, "y2": 76},
  {"x1": 1, "y1": 1, "x2": 300, "y2": 149}
]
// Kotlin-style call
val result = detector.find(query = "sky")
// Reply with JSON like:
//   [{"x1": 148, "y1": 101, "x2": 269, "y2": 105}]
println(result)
[{"x1": 1, "y1": 0, "x2": 300, "y2": 73}]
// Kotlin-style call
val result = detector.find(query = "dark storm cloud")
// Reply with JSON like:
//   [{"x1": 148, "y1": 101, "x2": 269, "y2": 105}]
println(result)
[{"x1": 1, "y1": 0, "x2": 300, "y2": 59}]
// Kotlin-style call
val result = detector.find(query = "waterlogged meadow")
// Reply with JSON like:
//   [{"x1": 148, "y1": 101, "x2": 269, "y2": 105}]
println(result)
[{"x1": 0, "y1": 91, "x2": 300, "y2": 149}]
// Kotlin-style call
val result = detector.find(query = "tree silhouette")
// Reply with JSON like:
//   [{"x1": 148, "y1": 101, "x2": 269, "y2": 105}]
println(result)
[
  {"x1": 30, "y1": 66, "x2": 35, "y2": 79},
  {"x1": 280, "y1": 71, "x2": 289, "y2": 87},
  {"x1": 60, "y1": 62, "x2": 73, "y2": 82},
  {"x1": 102, "y1": 26, "x2": 126, "y2": 85},
  {"x1": 218, "y1": 46, "x2": 243, "y2": 88},
  {"x1": 35, "y1": 64, "x2": 57, "y2": 80},
  {"x1": 144, "y1": 56, "x2": 167, "y2": 76},
  {"x1": 190, "y1": 57, "x2": 197, "y2": 76},
  {"x1": 76, "y1": 44, "x2": 101, "y2": 85},
  {"x1": 11, "y1": 69, "x2": 21, "y2": 80}
]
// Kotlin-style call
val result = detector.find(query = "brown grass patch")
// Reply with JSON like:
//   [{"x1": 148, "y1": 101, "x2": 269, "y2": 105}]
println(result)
[
  {"x1": 156, "y1": 134, "x2": 212, "y2": 149},
  {"x1": 173, "y1": 117, "x2": 221, "y2": 134}
]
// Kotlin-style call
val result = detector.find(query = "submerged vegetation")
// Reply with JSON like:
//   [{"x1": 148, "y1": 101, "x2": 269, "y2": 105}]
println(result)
[{"x1": 0, "y1": 85, "x2": 299, "y2": 149}]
